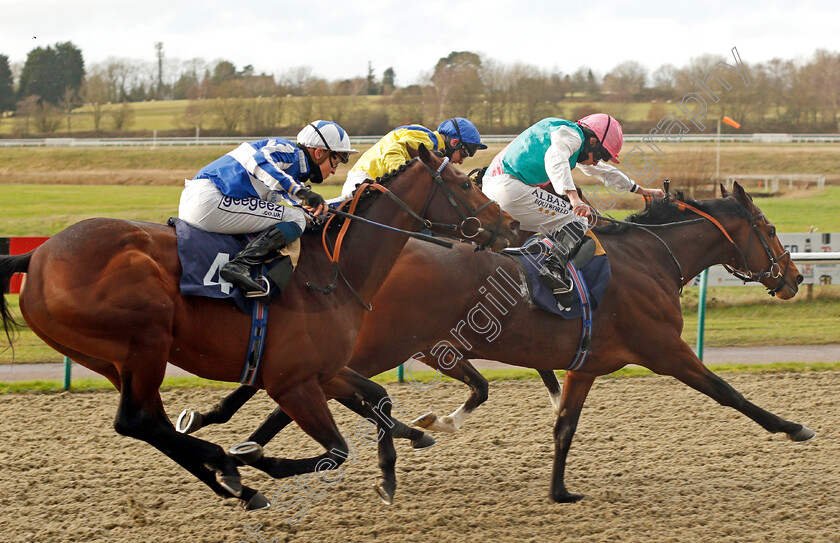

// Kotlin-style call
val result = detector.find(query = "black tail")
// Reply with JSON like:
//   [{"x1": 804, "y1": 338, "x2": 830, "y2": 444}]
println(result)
[{"x1": 0, "y1": 253, "x2": 32, "y2": 346}]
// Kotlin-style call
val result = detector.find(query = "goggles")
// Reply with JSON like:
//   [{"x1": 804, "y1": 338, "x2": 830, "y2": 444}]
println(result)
[{"x1": 329, "y1": 151, "x2": 349, "y2": 168}]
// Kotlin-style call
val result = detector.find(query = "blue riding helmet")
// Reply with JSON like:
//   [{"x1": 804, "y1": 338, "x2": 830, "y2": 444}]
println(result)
[{"x1": 437, "y1": 118, "x2": 488, "y2": 157}]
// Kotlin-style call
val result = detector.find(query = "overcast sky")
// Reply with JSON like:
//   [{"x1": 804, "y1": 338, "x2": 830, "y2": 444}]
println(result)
[{"x1": 3, "y1": 0, "x2": 837, "y2": 84}]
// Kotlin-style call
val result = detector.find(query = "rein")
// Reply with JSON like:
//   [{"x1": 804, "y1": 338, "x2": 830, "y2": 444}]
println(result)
[
  {"x1": 595, "y1": 198, "x2": 790, "y2": 296},
  {"x1": 417, "y1": 158, "x2": 505, "y2": 250},
  {"x1": 306, "y1": 157, "x2": 501, "y2": 307}
]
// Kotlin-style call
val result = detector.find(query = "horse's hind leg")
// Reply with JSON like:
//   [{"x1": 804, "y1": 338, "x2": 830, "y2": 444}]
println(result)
[
  {"x1": 412, "y1": 356, "x2": 489, "y2": 433},
  {"x1": 176, "y1": 385, "x2": 259, "y2": 434},
  {"x1": 660, "y1": 346, "x2": 815, "y2": 441},
  {"x1": 114, "y1": 370, "x2": 268, "y2": 510},
  {"x1": 539, "y1": 369, "x2": 563, "y2": 414},
  {"x1": 550, "y1": 371, "x2": 596, "y2": 503}
]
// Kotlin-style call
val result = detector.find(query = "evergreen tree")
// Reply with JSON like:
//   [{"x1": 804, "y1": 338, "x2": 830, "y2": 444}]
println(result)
[
  {"x1": 0, "y1": 54, "x2": 14, "y2": 113},
  {"x1": 18, "y1": 42, "x2": 85, "y2": 105}
]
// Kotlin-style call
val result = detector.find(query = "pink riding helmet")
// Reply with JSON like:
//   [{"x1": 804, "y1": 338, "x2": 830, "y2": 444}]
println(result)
[{"x1": 577, "y1": 113, "x2": 623, "y2": 164}]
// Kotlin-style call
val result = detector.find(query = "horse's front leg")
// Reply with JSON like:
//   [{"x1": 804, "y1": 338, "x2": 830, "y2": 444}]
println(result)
[
  {"x1": 176, "y1": 385, "x2": 259, "y2": 434},
  {"x1": 657, "y1": 344, "x2": 815, "y2": 441},
  {"x1": 550, "y1": 370, "x2": 596, "y2": 503},
  {"x1": 319, "y1": 368, "x2": 400, "y2": 504},
  {"x1": 233, "y1": 371, "x2": 399, "y2": 505},
  {"x1": 411, "y1": 352, "x2": 490, "y2": 433}
]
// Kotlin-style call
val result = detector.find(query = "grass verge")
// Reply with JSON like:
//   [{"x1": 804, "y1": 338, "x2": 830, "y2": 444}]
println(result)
[{"x1": 3, "y1": 362, "x2": 839, "y2": 394}]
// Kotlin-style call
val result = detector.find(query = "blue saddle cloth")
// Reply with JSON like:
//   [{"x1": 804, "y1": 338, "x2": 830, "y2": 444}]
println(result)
[
  {"x1": 169, "y1": 218, "x2": 284, "y2": 313},
  {"x1": 506, "y1": 237, "x2": 611, "y2": 319}
]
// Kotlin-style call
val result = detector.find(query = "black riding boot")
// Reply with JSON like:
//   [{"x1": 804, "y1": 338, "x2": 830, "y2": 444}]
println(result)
[
  {"x1": 220, "y1": 227, "x2": 288, "y2": 296},
  {"x1": 538, "y1": 221, "x2": 588, "y2": 306}
]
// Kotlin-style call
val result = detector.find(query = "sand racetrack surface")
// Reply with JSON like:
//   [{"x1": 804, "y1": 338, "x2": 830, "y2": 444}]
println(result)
[{"x1": 0, "y1": 372, "x2": 838, "y2": 542}]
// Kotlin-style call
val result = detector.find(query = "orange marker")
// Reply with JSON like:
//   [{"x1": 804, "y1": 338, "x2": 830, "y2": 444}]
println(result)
[{"x1": 722, "y1": 116, "x2": 741, "y2": 129}]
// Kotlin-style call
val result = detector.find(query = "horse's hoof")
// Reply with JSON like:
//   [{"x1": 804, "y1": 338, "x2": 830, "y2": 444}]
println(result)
[
  {"x1": 242, "y1": 491, "x2": 271, "y2": 511},
  {"x1": 551, "y1": 490, "x2": 585, "y2": 503},
  {"x1": 411, "y1": 433, "x2": 437, "y2": 450},
  {"x1": 176, "y1": 409, "x2": 202, "y2": 434},
  {"x1": 412, "y1": 411, "x2": 437, "y2": 429},
  {"x1": 789, "y1": 425, "x2": 816, "y2": 442},
  {"x1": 230, "y1": 441, "x2": 264, "y2": 464},
  {"x1": 218, "y1": 474, "x2": 243, "y2": 497},
  {"x1": 374, "y1": 478, "x2": 396, "y2": 505}
]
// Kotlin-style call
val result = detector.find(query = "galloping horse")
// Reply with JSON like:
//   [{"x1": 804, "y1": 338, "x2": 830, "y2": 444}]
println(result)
[
  {"x1": 178, "y1": 182, "x2": 813, "y2": 503},
  {"x1": 0, "y1": 145, "x2": 520, "y2": 509}
]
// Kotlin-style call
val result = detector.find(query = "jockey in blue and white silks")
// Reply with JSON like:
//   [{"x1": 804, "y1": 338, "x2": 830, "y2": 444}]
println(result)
[
  {"x1": 178, "y1": 120, "x2": 358, "y2": 295},
  {"x1": 194, "y1": 138, "x2": 314, "y2": 205}
]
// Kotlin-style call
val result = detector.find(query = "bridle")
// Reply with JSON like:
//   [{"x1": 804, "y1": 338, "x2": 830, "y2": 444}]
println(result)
[
  {"x1": 416, "y1": 157, "x2": 505, "y2": 250},
  {"x1": 595, "y1": 198, "x2": 791, "y2": 296},
  {"x1": 674, "y1": 200, "x2": 792, "y2": 296},
  {"x1": 308, "y1": 156, "x2": 507, "y2": 307}
]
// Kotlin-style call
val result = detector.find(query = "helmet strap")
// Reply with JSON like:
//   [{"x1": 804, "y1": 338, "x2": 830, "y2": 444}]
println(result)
[
  {"x1": 295, "y1": 143, "x2": 325, "y2": 184},
  {"x1": 444, "y1": 118, "x2": 467, "y2": 157}
]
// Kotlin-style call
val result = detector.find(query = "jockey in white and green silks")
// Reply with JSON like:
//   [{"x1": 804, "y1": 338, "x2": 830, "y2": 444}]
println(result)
[{"x1": 482, "y1": 114, "x2": 663, "y2": 298}]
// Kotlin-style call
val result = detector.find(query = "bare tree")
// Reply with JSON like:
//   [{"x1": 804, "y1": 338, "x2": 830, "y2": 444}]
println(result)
[
  {"x1": 209, "y1": 80, "x2": 246, "y2": 132},
  {"x1": 109, "y1": 101, "x2": 135, "y2": 131},
  {"x1": 603, "y1": 61, "x2": 647, "y2": 102},
  {"x1": 763, "y1": 57, "x2": 794, "y2": 123},
  {"x1": 508, "y1": 63, "x2": 551, "y2": 128},
  {"x1": 59, "y1": 87, "x2": 78, "y2": 133},
  {"x1": 278, "y1": 66, "x2": 316, "y2": 96},
  {"x1": 811, "y1": 50, "x2": 840, "y2": 131},
  {"x1": 33, "y1": 101, "x2": 62, "y2": 133},
  {"x1": 431, "y1": 51, "x2": 482, "y2": 119},
  {"x1": 651, "y1": 64, "x2": 677, "y2": 100},
  {"x1": 13, "y1": 96, "x2": 39, "y2": 135},
  {"x1": 479, "y1": 59, "x2": 512, "y2": 129},
  {"x1": 82, "y1": 69, "x2": 111, "y2": 132}
]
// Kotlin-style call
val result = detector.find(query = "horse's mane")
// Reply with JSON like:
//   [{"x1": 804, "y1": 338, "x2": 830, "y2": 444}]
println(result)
[{"x1": 592, "y1": 190, "x2": 748, "y2": 235}]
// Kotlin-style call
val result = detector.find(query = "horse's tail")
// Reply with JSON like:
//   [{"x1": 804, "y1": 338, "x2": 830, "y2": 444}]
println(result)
[{"x1": 0, "y1": 252, "x2": 32, "y2": 346}]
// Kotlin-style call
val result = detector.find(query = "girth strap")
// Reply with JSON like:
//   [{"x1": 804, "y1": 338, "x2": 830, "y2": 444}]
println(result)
[
  {"x1": 566, "y1": 262, "x2": 593, "y2": 371},
  {"x1": 239, "y1": 268, "x2": 270, "y2": 386}
]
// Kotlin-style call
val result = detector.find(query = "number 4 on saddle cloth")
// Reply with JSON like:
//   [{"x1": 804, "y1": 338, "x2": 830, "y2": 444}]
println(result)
[
  {"x1": 168, "y1": 218, "x2": 298, "y2": 314},
  {"x1": 503, "y1": 232, "x2": 611, "y2": 319}
]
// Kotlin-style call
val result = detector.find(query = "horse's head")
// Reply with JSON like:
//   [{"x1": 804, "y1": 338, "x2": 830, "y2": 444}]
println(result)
[
  {"x1": 408, "y1": 144, "x2": 519, "y2": 251},
  {"x1": 719, "y1": 182, "x2": 803, "y2": 299}
]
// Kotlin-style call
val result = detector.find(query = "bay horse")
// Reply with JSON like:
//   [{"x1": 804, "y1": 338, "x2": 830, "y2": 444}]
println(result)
[
  {"x1": 0, "y1": 144, "x2": 520, "y2": 510},
  {"x1": 177, "y1": 182, "x2": 813, "y2": 503}
]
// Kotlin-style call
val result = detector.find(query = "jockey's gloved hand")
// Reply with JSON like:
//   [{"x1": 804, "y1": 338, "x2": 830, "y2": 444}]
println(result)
[{"x1": 296, "y1": 187, "x2": 326, "y2": 209}]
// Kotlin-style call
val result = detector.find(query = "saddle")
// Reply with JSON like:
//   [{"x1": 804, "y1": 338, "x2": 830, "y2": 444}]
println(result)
[
  {"x1": 168, "y1": 218, "x2": 300, "y2": 313},
  {"x1": 502, "y1": 233, "x2": 610, "y2": 319}
]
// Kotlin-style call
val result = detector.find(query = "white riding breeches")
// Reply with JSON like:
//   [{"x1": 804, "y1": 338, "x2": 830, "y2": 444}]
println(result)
[
  {"x1": 178, "y1": 178, "x2": 307, "y2": 234},
  {"x1": 481, "y1": 171, "x2": 587, "y2": 235}
]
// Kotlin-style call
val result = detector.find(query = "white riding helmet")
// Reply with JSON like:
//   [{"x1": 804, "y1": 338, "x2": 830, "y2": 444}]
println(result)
[{"x1": 297, "y1": 121, "x2": 358, "y2": 157}]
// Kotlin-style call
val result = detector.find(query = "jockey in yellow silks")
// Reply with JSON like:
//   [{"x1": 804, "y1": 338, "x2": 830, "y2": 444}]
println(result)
[{"x1": 341, "y1": 118, "x2": 487, "y2": 198}]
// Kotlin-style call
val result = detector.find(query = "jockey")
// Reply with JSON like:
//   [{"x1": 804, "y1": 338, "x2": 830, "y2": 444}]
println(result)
[
  {"x1": 340, "y1": 117, "x2": 487, "y2": 198},
  {"x1": 178, "y1": 120, "x2": 358, "y2": 296},
  {"x1": 481, "y1": 114, "x2": 664, "y2": 298}
]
